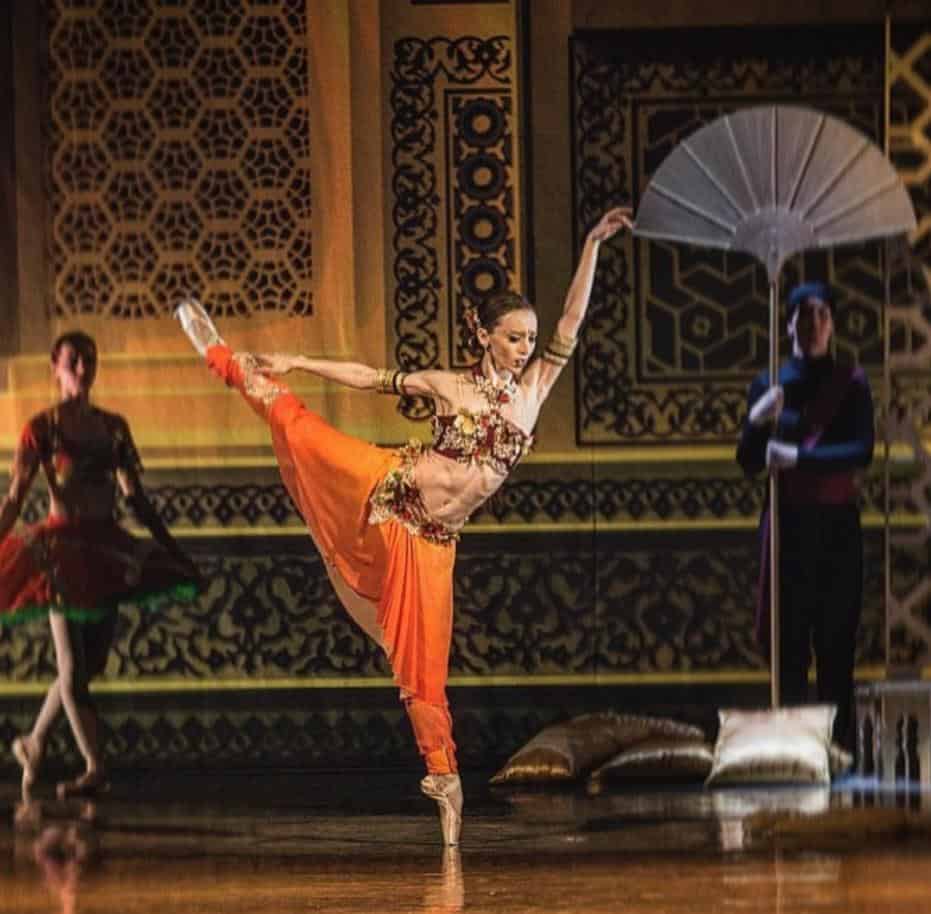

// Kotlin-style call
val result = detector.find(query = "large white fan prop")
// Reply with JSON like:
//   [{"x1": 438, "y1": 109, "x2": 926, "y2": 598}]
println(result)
[{"x1": 633, "y1": 105, "x2": 917, "y2": 706}]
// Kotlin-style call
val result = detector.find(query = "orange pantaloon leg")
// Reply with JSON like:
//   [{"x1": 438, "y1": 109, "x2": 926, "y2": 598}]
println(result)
[{"x1": 205, "y1": 344, "x2": 460, "y2": 775}]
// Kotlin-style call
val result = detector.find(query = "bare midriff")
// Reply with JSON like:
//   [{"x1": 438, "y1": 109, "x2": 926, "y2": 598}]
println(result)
[{"x1": 413, "y1": 449, "x2": 508, "y2": 530}]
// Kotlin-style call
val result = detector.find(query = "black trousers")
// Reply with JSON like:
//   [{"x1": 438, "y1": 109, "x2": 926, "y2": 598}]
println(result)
[{"x1": 777, "y1": 503, "x2": 863, "y2": 753}]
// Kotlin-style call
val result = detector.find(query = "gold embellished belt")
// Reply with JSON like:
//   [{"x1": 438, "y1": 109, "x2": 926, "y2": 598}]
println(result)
[{"x1": 368, "y1": 442, "x2": 459, "y2": 546}]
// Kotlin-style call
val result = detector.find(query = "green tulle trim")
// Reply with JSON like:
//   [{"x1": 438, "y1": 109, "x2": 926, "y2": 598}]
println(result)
[{"x1": 0, "y1": 582, "x2": 199, "y2": 628}]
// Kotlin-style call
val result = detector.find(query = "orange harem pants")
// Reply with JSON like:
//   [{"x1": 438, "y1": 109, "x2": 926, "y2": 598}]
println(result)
[{"x1": 207, "y1": 345, "x2": 458, "y2": 775}]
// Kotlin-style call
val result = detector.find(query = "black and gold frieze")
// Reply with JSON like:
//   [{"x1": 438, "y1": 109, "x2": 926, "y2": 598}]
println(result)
[
  {"x1": 12, "y1": 462, "x2": 887, "y2": 532},
  {"x1": 0, "y1": 526, "x2": 883, "y2": 770},
  {"x1": 0, "y1": 530, "x2": 884, "y2": 685},
  {"x1": 0, "y1": 687, "x2": 707, "y2": 772},
  {"x1": 571, "y1": 24, "x2": 885, "y2": 446},
  {"x1": 45, "y1": 0, "x2": 312, "y2": 318}
]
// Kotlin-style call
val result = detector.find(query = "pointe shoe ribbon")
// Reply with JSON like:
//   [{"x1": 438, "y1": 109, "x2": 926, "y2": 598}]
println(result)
[{"x1": 420, "y1": 773, "x2": 463, "y2": 847}]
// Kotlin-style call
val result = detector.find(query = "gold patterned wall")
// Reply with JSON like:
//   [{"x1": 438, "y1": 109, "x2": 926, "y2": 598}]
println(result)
[
  {"x1": 571, "y1": 24, "x2": 886, "y2": 447},
  {"x1": 1, "y1": 4, "x2": 923, "y2": 773},
  {"x1": 46, "y1": 0, "x2": 312, "y2": 319},
  {"x1": 887, "y1": 22, "x2": 931, "y2": 669}
]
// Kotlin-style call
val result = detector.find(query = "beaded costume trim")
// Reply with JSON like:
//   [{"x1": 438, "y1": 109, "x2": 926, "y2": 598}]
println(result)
[
  {"x1": 430, "y1": 408, "x2": 531, "y2": 476},
  {"x1": 368, "y1": 441, "x2": 459, "y2": 546},
  {"x1": 233, "y1": 353, "x2": 287, "y2": 409}
]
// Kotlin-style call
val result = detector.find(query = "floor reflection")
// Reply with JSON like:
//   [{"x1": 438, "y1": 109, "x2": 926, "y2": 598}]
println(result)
[
  {"x1": 14, "y1": 800, "x2": 99, "y2": 914},
  {"x1": 2, "y1": 772, "x2": 931, "y2": 913},
  {"x1": 421, "y1": 848, "x2": 463, "y2": 913}
]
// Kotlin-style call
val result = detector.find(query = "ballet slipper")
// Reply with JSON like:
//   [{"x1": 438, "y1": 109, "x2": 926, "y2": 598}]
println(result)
[
  {"x1": 12, "y1": 736, "x2": 40, "y2": 792},
  {"x1": 174, "y1": 297, "x2": 224, "y2": 357},
  {"x1": 420, "y1": 773, "x2": 463, "y2": 846},
  {"x1": 56, "y1": 770, "x2": 110, "y2": 800}
]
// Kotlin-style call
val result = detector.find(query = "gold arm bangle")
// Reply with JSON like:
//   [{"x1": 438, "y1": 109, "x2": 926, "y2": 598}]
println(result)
[
  {"x1": 546, "y1": 330, "x2": 578, "y2": 359},
  {"x1": 375, "y1": 368, "x2": 400, "y2": 394},
  {"x1": 542, "y1": 349, "x2": 570, "y2": 367}
]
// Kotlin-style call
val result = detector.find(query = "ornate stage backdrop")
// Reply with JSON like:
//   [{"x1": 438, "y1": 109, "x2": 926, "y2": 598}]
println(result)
[{"x1": 0, "y1": 3, "x2": 926, "y2": 770}]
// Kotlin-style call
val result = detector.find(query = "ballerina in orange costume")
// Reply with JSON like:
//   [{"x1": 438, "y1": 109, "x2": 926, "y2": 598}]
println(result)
[{"x1": 175, "y1": 207, "x2": 632, "y2": 845}]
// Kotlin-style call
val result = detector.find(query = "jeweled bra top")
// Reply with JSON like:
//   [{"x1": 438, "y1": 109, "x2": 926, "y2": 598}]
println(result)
[{"x1": 429, "y1": 367, "x2": 533, "y2": 475}]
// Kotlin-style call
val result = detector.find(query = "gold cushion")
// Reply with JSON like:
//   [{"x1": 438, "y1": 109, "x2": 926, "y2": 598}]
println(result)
[
  {"x1": 705, "y1": 705, "x2": 836, "y2": 786},
  {"x1": 490, "y1": 712, "x2": 705, "y2": 785},
  {"x1": 587, "y1": 737, "x2": 714, "y2": 793}
]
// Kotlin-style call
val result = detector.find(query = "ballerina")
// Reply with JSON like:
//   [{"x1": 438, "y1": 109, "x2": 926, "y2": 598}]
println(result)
[
  {"x1": 0, "y1": 332, "x2": 200, "y2": 800},
  {"x1": 175, "y1": 206, "x2": 631, "y2": 844}
]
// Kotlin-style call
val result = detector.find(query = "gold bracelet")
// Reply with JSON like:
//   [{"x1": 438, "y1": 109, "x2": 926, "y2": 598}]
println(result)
[
  {"x1": 375, "y1": 368, "x2": 399, "y2": 394},
  {"x1": 542, "y1": 348, "x2": 570, "y2": 367},
  {"x1": 546, "y1": 330, "x2": 578, "y2": 359}
]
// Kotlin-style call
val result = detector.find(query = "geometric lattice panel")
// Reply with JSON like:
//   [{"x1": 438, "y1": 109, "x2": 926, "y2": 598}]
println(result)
[
  {"x1": 46, "y1": 0, "x2": 312, "y2": 319},
  {"x1": 571, "y1": 24, "x2": 884, "y2": 445}
]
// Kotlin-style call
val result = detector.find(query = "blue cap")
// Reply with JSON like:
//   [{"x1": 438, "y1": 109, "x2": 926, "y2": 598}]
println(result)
[{"x1": 787, "y1": 282, "x2": 835, "y2": 321}]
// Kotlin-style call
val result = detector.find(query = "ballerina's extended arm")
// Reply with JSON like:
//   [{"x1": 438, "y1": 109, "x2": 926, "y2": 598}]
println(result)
[
  {"x1": 251, "y1": 354, "x2": 460, "y2": 403},
  {"x1": 520, "y1": 206, "x2": 632, "y2": 397}
]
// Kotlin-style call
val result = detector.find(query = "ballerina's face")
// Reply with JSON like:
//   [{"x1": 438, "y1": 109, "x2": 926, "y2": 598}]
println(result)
[
  {"x1": 53, "y1": 342, "x2": 97, "y2": 399},
  {"x1": 480, "y1": 308, "x2": 538, "y2": 377}
]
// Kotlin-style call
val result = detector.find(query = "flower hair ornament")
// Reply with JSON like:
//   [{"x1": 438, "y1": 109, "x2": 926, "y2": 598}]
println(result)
[{"x1": 463, "y1": 305, "x2": 482, "y2": 340}]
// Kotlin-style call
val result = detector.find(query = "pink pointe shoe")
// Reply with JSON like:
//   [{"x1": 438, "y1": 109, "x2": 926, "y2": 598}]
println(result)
[
  {"x1": 12, "y1": 736, "x2": 40, "y2": 796},
  {"x1": 420, "y1": 773, "x2": 463, "y2": 846}
]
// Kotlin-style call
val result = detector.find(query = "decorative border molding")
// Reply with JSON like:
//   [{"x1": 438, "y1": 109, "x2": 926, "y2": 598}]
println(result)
[{"x1": 389, "y1": 35, "x2": 513, "y2": 418}]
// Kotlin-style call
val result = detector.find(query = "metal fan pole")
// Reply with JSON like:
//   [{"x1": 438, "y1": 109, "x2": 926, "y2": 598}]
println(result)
[{"x1": 768, "y1": 276, "x2": 781, "y2": 708}]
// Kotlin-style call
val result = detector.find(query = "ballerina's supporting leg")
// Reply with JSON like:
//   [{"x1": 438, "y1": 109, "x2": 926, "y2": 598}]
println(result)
[
  {"x1": 48, "y1": 614, "x2": 111, "y2": 798},
  {"x1": 17, "y1": 610, "x2": 118, "y2": 800},
  {"x1": 405, "y1": 697, "x2": 463, "y2": 846}
]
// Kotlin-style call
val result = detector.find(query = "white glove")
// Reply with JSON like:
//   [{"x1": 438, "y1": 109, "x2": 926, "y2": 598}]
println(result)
[
  {"x1": 766, "y1": 440, "x2": 798, "y2": 470},
  {"x1": 749, "y1": 386, "x2": 784, "y2": 427}
]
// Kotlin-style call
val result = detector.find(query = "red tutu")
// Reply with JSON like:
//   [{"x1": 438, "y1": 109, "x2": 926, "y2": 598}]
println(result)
[{"x1": 0, "y1": 516, "x2": 199, "y2": 626}]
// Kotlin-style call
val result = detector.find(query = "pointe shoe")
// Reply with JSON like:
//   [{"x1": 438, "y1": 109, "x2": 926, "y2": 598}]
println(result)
[
  {"x1": 174, "y1": 297, "x2": 224, "y2": 357},
  {"x1": 12, "y1": 736, "x2": 40, "y2": 793},
  {"x1": 420, "y1": 773, "x2": 463, "y2": 846},
  {"x1": 56, "y1": 770, "x2": 110, "y2": 800}
]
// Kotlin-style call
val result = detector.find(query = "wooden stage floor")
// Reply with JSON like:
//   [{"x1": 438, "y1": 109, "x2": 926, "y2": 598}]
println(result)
[{"x1": 3, "y1": 770, "x2": 931, "y2": 913}]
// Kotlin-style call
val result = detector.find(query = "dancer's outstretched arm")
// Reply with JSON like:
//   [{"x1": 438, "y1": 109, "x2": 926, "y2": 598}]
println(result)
[
  {"x1": 520, "y1": 206, "x2": 632, "y2": 398},
  {"x1": 252, "y1": 354, "x2": 460, "y2": 403}
]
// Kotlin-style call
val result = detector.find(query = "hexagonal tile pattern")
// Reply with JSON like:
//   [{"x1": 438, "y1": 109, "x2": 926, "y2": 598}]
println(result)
[{"x1": 46, "y1": 0, "x2": 312, "y2": 318}]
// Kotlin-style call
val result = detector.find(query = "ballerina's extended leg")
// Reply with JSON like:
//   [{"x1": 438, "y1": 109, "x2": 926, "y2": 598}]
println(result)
[{"x1": 175, "y1": 297, "x2": 290, "y2": 422}]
